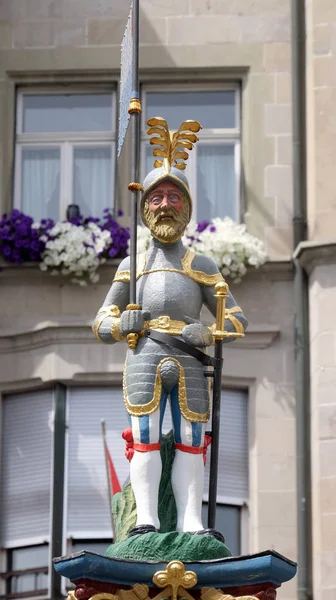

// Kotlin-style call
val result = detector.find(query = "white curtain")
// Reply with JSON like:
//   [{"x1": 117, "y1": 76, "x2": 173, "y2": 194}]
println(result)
[
  {"x1": 73, "y1": 146, "x2": 112, "y2": 218},
  {"x1": 197, "y1": 143, "x2": 236, "y2": 221},
  {"x1": 0, "y1": 390, "x2": 54, "y2": 547},
  {"x1": 22, "y1": 148, "x2": 60, "y2": 221}
]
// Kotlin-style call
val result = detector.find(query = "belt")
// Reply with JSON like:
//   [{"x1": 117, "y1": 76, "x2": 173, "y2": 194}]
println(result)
[
  {"x1": 145, "y1": 316, "x2": 187, "y2": 336},
  {"x1": 144, "y1": 329, "x2": 221, "y2": 369}
]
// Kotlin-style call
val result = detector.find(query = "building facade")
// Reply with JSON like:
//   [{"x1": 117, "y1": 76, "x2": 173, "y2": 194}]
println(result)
[{"x1": 0, "y1": 2, "x2": 335, "y2": 600}]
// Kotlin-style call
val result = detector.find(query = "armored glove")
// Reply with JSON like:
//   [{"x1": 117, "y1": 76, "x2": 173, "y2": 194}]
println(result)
[
  {"x1": 119, "y1": 310, "x2": 149, "y2": 337},
  {"x1": 181, "y1": 322, "x2": 213, "y2": 348}
]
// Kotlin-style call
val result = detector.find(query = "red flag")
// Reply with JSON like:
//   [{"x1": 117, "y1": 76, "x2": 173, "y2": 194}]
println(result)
[{"x1": 104, "y1": 438, "x2": 122, "y2": 495}]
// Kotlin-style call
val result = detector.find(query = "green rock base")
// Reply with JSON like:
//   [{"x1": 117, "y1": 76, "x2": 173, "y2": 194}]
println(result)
[{"x1": 105, "y1": 531, "x2": 232, "y2": 562}]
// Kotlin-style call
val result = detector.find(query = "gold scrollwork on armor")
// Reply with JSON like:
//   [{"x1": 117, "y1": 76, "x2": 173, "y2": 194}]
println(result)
[
  {"x1": 93, "y1": 305, "x2": 121, "y2": 342},
  {"x1": 113, "y1": 270, "x2": 131, "y2": 283},
  {"x1": 147, "y1": 316, "x2": 187, "y2": 336},
  {"x1": 123, "y1": 357, "x2": 209, "y2": 422},
  {"x1": 153, "y1": 561, "x2": 197, "y2": 600}
]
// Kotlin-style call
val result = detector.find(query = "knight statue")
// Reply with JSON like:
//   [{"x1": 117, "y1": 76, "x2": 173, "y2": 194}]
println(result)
[{"x1": 92, "y1": 117, "x2": 248, "y2": 543}]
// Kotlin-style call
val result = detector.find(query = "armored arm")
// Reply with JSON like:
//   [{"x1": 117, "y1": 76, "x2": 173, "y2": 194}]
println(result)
[
  {"x1": 92, "y1": 257, "x2": 130, "y2": 344},
  {"x1": 196, "y1": 255, "x2": 248, "y2": 342}
]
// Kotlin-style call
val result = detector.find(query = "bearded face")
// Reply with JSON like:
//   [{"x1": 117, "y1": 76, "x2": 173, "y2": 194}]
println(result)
[{"x1": 142, "y1": 181, "x2": 191, "y2": 244}]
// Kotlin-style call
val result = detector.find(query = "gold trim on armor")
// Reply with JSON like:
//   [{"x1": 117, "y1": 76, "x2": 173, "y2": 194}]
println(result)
[
  {"x1": 123, "y1": 357, "x2": 209, "y2": 422},
  {"x1": 113, "y1": 249, "x2": 223, "y2": 287},
  {"x1": 93, "y1": 305, "x2": 121, "y2": 342},
  {"x1": 111, "y1": 318, "x2": 124, "y2": 341},
  {"x1": 147, "y1": 316, "x2": 187, "y2": 336}
]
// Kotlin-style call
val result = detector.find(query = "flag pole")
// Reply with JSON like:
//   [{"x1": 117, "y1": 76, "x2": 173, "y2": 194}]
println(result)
[
  {"x1": 126, "y1": 0, "x2": 142, "y2": 350},
  {"x1": 101, "y1": 419, "x2": 115, "y2": 537}
]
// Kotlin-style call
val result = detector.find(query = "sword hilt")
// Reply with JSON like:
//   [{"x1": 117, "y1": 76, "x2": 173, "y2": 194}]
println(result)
[
  {"x1": 126, "y1": 303, "x2": 141, "y2": 349},
  {"x1": 213, "y1": 281, "x2": 245, "y2": 340},
  {"x1": 213, "y1": 281, "x2": 229, "y2": 341}
]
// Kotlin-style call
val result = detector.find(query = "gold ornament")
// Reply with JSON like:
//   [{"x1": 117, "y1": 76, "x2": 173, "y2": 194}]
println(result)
[
  {"x1": 153, "y1": 560, "x2": 197, "y2": 600},
  {"x1": 146, "y1": 117, "x2": 202, "y2": 171}
]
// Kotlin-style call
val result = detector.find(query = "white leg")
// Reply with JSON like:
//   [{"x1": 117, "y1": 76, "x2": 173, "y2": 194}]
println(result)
[
  {"x1": 130, "y1": 450, "x2": 161, "y2": 528},
  {"x1": 172, "y1": 450, "x2": 205, "y2": 531},
  {"x1": 130, "y1": 412, "x2": 162, "y2": 529},
  {"x1": 171, "y1": 417, "x2": 206, "y2": 532}
]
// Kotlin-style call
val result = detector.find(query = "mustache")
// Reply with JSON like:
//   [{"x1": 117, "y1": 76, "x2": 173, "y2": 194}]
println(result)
[{"x1": 153, "y1": 207, "x2": 180, "y2": 224}]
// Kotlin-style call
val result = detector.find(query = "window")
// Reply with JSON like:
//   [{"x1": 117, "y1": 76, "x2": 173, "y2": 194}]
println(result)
[
  {"x1": 14, "y1": 91, "x2": 116, "y2": 222},
  {"x1": 0, "y1": 390, "x2": 54, "y2": 598},
  {"x1": 141, "y1": 85, "x2": 241, "y2": 222}
]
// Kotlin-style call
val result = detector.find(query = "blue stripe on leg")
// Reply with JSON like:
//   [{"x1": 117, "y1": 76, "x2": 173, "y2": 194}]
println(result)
[
  {"x1": 191, "y1": 421, "x2": 203, "y2": 447},
  {"x1": 170, "y1": 385, "x2": 182, "y2": 444},
  {"x1": 138, "y1": 415, "x2": 150, "y2": 444}
]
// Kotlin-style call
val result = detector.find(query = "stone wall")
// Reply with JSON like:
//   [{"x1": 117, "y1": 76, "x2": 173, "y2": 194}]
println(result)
[{"x1": 0, "y1": 0, "x2": 293, "y2": 259}]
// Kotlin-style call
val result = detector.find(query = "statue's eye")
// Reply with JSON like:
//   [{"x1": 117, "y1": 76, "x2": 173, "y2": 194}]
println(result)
[
  {"x1": 150, "y1": 196, "x2": 162, "y2": 205},
  {"x1": 169, "y1": 195, "x2": 179, "y2": 203}
]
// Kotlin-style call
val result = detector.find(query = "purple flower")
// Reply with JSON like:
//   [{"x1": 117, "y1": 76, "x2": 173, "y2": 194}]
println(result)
[
  {"x1": 197, "y1": 220, "x2": 210, "y2": 233},
  {"x1": 210, "y1": 225, "x2": 216, "y2": 232}
]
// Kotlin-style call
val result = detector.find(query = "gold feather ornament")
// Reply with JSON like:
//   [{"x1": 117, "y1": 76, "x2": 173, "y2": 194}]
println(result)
[{"x1": 146, "y1": 117, "x2": 202, "y2": 171}]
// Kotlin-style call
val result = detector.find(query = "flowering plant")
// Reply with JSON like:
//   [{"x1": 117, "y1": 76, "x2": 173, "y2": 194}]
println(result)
[
  {"x1": 0, "y1": 209, "x2": 130, "y2": 285},
  {"x1": 0, "y1": 210, "x2": 54, "y2": 264},
  {"x1": 136, "y1": 217, "x2": 267, "y2": 283}
]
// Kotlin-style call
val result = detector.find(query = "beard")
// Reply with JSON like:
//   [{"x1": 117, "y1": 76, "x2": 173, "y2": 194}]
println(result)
[{"x1": 143, "y1": 200, "x2": 190, "y2": 244}]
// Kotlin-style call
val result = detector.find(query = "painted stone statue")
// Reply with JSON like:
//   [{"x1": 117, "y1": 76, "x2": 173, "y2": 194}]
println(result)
[{"x1": 93, "y1": 118, "x2": 248, "y2": 543}]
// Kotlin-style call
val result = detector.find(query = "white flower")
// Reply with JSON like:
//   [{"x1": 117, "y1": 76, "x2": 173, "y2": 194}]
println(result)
[
  {"x1": 41, "y1": 220, "x2": 112, "y2": 284},
  {"x1": 135, "y1": 217, "x2": 267, "y2": 282}
]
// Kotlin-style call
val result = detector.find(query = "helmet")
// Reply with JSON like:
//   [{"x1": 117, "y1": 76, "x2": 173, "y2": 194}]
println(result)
[{"x1": 140, "y1": 117, "x2": 201, "y2": 228}]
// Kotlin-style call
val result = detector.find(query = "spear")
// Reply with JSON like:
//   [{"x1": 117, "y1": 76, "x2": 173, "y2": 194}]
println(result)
[{"x1": 118, "y1": 0, "x2": 142, "y2": 349}]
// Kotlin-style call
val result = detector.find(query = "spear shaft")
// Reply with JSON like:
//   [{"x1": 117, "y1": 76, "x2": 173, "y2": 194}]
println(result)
[{"x1": 126, "y1": 0, "x2": 142, "y2": 348}]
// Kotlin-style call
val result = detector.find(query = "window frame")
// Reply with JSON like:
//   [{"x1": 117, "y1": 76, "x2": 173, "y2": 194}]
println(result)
[
  {"x1": 140, "y1": 82, "x2": 241, "y2": 222},
  {"x1": 14, "y1": 88, "x2": 117, "y2": 221}
]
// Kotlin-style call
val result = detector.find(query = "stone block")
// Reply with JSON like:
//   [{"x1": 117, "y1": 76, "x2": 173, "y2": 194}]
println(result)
[
  {"x1": 53, "y1": 20, "x2": 86, "y2": 47},
  {"x1": 263, "y1": 42, "x2": 291, "y2": 72},
  {"x1": 265, "y1": 226, "x2": 292, "y2": 259},
  {"x1": 13, "y1": 20, "x2": 55, "y2": 48},
  {"x1": 276, "y1": 73, "x2": 292, "y2": 103},
  {"x1": 313, "y1": 210, "x2": 336, "y2": 241},
  {"x1": 311, "y1": 332, "x2": 336, "y2": 371},
  {"x1": 258, "y1": 491, "x2": 296, "y2": 528},
  {"x1": 314, "y1": 24, "x2": 331, "y2": 56},
  {"x1": 257, "y1": 455, "x2": 296, "y2": 491},
  {"x1": 0, "y1": 21, "x2": 12, "y2": 48},
  {"x1": 265, "y1": 104, "x2": 292, "y2": 135},
  {"x1": 87, "y1": 18, "x2": 127, "y2": 46},
  {"x1": 276, "y1": 135, "x2": 292, "y2": 165},
  {"x1": 319, "y1": 405, "x2": 336, "y2": 441},
  {"x1": 256, "y1": 418, "x2": 295, "y2": 457},
  {"x1": 142, "y1": 0, "x2": 189, "y2": 16},
  {"x1": 256, "y1": 524, "x2": 297, "y2": 561},
  {"x1": 313, "y1": 0, "x2": 336, "y2": 25},
  {"x1": 314, "y1": 56, "x2": 336, "y2": 88},
  {"x1": 239, "y1": 16, "x2": 290, "y2": 43},
  {"x1": 190, "y1": 0, "x2": 290, "y2": 15},
  {"x1": 321, "y1": 514, "x2": 336, "y2": 552},
  {"x1": 166, "y1": 15, "x2": 241, "y2": 45},
  {"x1": 320, "y1": 477, "x2": 336, "y2": 514},
  {"x1": 322, "y1": 589, "x2": 336, "y2": 600},
  {"x1": 311, "y1": 367, "x2": 336, "y2": 405},
  {"x1": 320, "y1": 439, "x2": 336, "y2": 478},
  {"x1": 265, "y1": 164, "x2": 293, "y2": 197}
]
